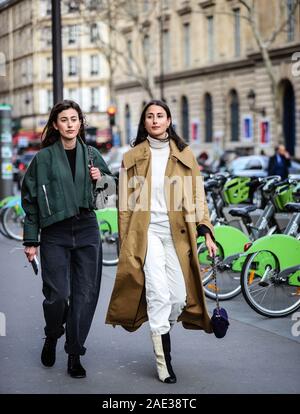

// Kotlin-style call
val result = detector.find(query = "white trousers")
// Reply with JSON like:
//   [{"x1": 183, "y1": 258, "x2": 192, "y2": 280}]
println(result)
[{"x1": 143, "y1": 222, "x2": 187, "y2": 335}]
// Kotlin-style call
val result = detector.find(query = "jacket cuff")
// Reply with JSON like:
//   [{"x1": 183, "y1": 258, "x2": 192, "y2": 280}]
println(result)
[
  {"x1": 197, "y1": 224, "x2": 214, "y2": 240},
  {"x1": 23, "y1": 241, "x2": 40, "y2": 247}
]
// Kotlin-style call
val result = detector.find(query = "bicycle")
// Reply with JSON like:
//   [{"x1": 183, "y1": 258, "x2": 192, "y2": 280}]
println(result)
[
  {"x1": 240, "y1": 201, "x2": 300, "y2": 317},
  {"x1": 198, "y1": 176, "x2": 298, "y2": 301},
  {"x1": 0, "y1": 196, "x2": 25, "y2": 241},
  {"x1": 0, "y1": 195, "x2": 15, "y2": 237},
  {"x1": 95, "y1": 207, "x2": 119, "y2": 266}
]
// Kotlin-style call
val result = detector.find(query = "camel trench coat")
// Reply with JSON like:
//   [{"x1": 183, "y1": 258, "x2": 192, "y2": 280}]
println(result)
[{"x1": 105, "y1": 139, "x2": 214, "y2": 333}]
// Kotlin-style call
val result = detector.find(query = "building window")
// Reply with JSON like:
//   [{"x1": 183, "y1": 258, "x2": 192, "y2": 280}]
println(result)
[
  {"x1": 287, "y1": 0, "x2": 295, "y2": 42},
  {"x1": 181, "y1": 96, "x2": 189, "y2": 142},
  {"x1": 44, "y1": 27, "x2": 52, "y2": 46},
  {"x1": 127, "y1": 39, "x2": 133, "y2": 73},
  {"x1": 46, "y1": 0, "x2": 51, "y2": 15},
  {"x1": 90, "y1": 55, "x2": 99, "y2": 75},
  {"x1": 89, "y1": 0, "x2": 99, "y2": 10},
  {"x1": 67, "y1": 88, "x2": 78, "y2": 102},
  {"x1": 233, "y1": 8, "x2": 240, "y2": 57},
  {"x1": 207, "y1": 16, "x2": 214, "y2": 62},
  {"x1": 90, "y1": 23, "x2": 98, "y2": 43},
  {"x1": 230, "y1": 90, "x2": 239, "y2": 142},
  {"x1": 183, "y1": 23, "x2": 190, "y2": 67},
  {"x1": 163, "y1": 30, "x2": 170, "y2": 72},
  {"x1": 68, "y1": 25, "x2": 78, "y2": 44},
  {"x1": 143, "y1": 0, "x2": 150, "y2": 12},
  {"x1": 68, "y1": 56, "x2": 78, "y2": 76},
  {"x1": 47, "y1": 90, "x2": 53, "y2": 111},
  {"x1": 204, "y1": 93, "x2": 213, "y2": 143},
  {"x1": 0, "y1": 52, "x2": 5, "y2": 77},
  {"x1": 41, "y1": 0, "x2": 51, "y2": 16},
  {"x1": 162, "y1": 0, "x2": 170, "y2": 9},
  {"x1": 46, "y1": 57, "x2": 52, "y2": 78},
  {"x1": 125, "y1": 104, "x2": 131, "y2": 144},
  {"x1": 142, "y1": 35, "x2": 150, "y2": 63},
  {"x1": 21, "y1": 60, "x2": 27, "y2": 83},
  {"x1": 68, "y1": 1, "x2": 79, "y2": 13},
  {"x1": 90, "y1": 87, "x2": 99, "y2": 112}
]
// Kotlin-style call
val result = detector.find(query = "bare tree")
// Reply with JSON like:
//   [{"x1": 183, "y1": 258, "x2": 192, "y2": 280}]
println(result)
[
  {"x1": 63, "y1": 0, "x2": 158, "y2": 101},
  {"x1": 238, "y1": 0, "x2": 299, "y2": 143}
]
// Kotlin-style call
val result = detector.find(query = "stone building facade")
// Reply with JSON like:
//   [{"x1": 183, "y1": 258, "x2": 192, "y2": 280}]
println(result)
[
  {"x1": 0, "y1": 0, "x2": 110, "y2": 144},
  {"x1": 114, "y1": 0, "x2": 300, "y2": 158}
]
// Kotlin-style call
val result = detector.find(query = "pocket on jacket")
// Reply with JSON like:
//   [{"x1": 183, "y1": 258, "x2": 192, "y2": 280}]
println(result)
[{"x1": 38, "y1": 181, "x2": 64, "y2": 218}]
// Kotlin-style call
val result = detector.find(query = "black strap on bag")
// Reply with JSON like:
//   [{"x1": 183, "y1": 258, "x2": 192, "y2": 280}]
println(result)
[
  {"x1": 87, "y1": 146, "x2": 106, "y2": 209},
  {"x1": 87, "y1": 145, "x2": 95, "y2": 169},
  {"x1": 210, "y1": 254, "x2": 230, "y2": 338}
]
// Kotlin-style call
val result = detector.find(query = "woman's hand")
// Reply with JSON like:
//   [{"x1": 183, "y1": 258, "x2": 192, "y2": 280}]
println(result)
[
  {"x1": 90, "y1": 167, "x2": 102, "y2": 181},
  {"x1": 24, "y1": 246, "x2": 38, "y2": 262},
  {"x1": 90, "y1": 167, "x2": 101, "y2": 181},
  {"x1": 205, "y1": 233, "x2": 217, "y2": 258}
]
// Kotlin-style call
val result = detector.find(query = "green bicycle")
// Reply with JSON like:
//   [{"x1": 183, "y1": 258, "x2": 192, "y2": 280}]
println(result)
[
  {"x1": 198, "y1": 176, "x2": 298, "y2": 301},
  {"x1": 240, "y1": 202, "x2": 300, "y2": 317}
]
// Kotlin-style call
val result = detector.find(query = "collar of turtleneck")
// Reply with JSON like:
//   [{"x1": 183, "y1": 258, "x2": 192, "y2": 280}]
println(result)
[{"x1": 147, "y1": 134, "x2": 170, "y2": 149}]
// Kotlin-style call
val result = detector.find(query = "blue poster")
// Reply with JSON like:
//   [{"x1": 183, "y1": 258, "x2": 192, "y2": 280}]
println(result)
[{"x1": 243, "y1": 115, "x2": 253, "y2": 140}]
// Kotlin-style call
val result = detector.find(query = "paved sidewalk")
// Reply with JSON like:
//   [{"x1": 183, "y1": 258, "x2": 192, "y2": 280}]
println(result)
[{"x1": 0, "y1": 236, "x2": 299, "y2": 394}]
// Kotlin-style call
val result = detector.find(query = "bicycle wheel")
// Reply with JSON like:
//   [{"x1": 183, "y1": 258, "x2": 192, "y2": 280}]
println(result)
[
  {"x1": 241, "y1": 250, "x2": 300, "y2": 317},
  {"x1": 198, "y1": 241, "x2": 242, "y2": 300},
  {"x1": 100, "y1": 220, "x2": 119, "y2": 266},
  {"x1": 2, "y1": 205, "x2": 25, "y2": 241},
  {"x1": 0, "y1": 196, "x2": 15, "y2": 238},
  {"x1": 0, "y1": 208, "x2": 9, "y2": 237}
]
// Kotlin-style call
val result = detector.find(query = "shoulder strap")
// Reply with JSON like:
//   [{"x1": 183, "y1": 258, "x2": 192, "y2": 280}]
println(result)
[{"x1": 212, "y1": 254, "x2": 220, "y2": 312}]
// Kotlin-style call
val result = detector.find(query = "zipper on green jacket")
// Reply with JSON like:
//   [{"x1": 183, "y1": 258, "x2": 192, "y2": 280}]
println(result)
[{"x1": 42, "y1": 185, "x2": 52, "y2": 215}]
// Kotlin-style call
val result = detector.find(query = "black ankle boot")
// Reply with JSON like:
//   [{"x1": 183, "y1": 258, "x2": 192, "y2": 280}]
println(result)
[
  {"x1": 67, "y1": 354, "x2": 86, "y2": 378},
  {"x1": 151, "y1": 332, "x2": 177, "y2": 384},
  {"x1": 41, "y1": 337, "x2": 57, "y2": 367}
]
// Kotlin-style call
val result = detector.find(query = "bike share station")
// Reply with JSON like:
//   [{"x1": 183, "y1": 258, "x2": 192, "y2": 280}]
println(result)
[{"x1": 197, "y1": 174, "x2": 300, "y2": 317}]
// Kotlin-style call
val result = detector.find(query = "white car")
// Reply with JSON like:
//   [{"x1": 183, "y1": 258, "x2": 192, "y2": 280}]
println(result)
[
  {"x1": 229, "y1": 155, "x2": 300, "y2": 178},
  {"x1": 229, "y1": 156, "x2": 269, "y2": 177},
  {"x1": 107, "y1": 145, "x2": 131, "y2": 176}
]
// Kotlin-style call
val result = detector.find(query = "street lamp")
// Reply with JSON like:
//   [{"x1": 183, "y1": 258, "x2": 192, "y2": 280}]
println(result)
[
  {"x1": 247, "y1": 89, "x2": 266, "y2": 117},
  {"x1": 159, "y1": 0, "x2": 165, "y2": 102},
  {"x1": 51, "y1": 0, "x2": 63, "y2": 104}
]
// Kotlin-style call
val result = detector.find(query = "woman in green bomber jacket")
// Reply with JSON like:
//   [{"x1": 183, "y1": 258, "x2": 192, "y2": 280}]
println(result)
[{"x1": 21, "y1": 100, "x2": 112, "y2": 378}]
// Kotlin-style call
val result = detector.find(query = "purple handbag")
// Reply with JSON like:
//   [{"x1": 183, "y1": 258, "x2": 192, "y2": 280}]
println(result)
[{"x1": 210, "y1": 255, "x2": 229, "y2": 338}]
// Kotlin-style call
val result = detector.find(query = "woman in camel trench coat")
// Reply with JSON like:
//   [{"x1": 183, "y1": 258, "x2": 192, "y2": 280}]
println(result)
[{"x1": 106, "y1": 100, "x2": 217, "y2": 383}]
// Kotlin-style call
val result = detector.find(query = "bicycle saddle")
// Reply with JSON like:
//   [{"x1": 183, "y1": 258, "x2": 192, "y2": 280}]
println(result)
[
  {"x1": 285, "y1": 203, "x2": 300, "y2": 213},
  {"x1": 228, "y1": 205, "x2": 257, "y2": 218}
]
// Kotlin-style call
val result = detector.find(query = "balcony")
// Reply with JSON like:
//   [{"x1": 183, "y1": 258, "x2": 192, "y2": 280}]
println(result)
[{"x1": 198, "y1": 0, "x2": 216, "y2": 8}]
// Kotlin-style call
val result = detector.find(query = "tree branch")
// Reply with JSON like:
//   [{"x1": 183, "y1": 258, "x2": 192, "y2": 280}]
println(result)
[
  {"x1": 266, "y1": 0, "x2": 299, "y2": 48},
  {"x1": 238, "y1": 0, "x2": 251, "y2": 13}
]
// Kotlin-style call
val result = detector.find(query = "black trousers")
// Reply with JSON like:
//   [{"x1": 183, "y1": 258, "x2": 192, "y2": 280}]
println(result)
[{"x1": 40, "y1": 210, "x2": 102, "y2": 356}]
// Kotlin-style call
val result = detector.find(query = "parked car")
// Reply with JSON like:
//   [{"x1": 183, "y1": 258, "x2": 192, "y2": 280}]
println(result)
[
  {"x1": 107, "y1": 145, "x2": 131, "y2": 176},
  {"x1": 228, "y1": 155, "x2": 300, "y2": 179},
  {"x1": 229, "y1": 156, "x2": 269, "y2": 177}
]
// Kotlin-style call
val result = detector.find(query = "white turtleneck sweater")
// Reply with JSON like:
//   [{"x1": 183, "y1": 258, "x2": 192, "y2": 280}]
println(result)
[{"x1": 147, "y1": 136, "x2": 170, "y2": 224}]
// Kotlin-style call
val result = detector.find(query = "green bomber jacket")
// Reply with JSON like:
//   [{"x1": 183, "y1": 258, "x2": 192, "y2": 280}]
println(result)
[{"x1": 21, "y1": 137, "x2": 112, "y2": 244}]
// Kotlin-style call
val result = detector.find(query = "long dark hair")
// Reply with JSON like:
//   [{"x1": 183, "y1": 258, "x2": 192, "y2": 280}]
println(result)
[
  {"x1": 132, "y1": 99, "x2": 187, "y2": 151},
  {"x1": 41, "y1": 100, "x2": 86, "y2": 148}
]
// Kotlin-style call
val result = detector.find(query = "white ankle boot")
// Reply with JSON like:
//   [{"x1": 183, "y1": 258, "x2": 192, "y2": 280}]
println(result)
[{"x1": 151, "y1": 332, "x2": 176, "y2": 383}]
